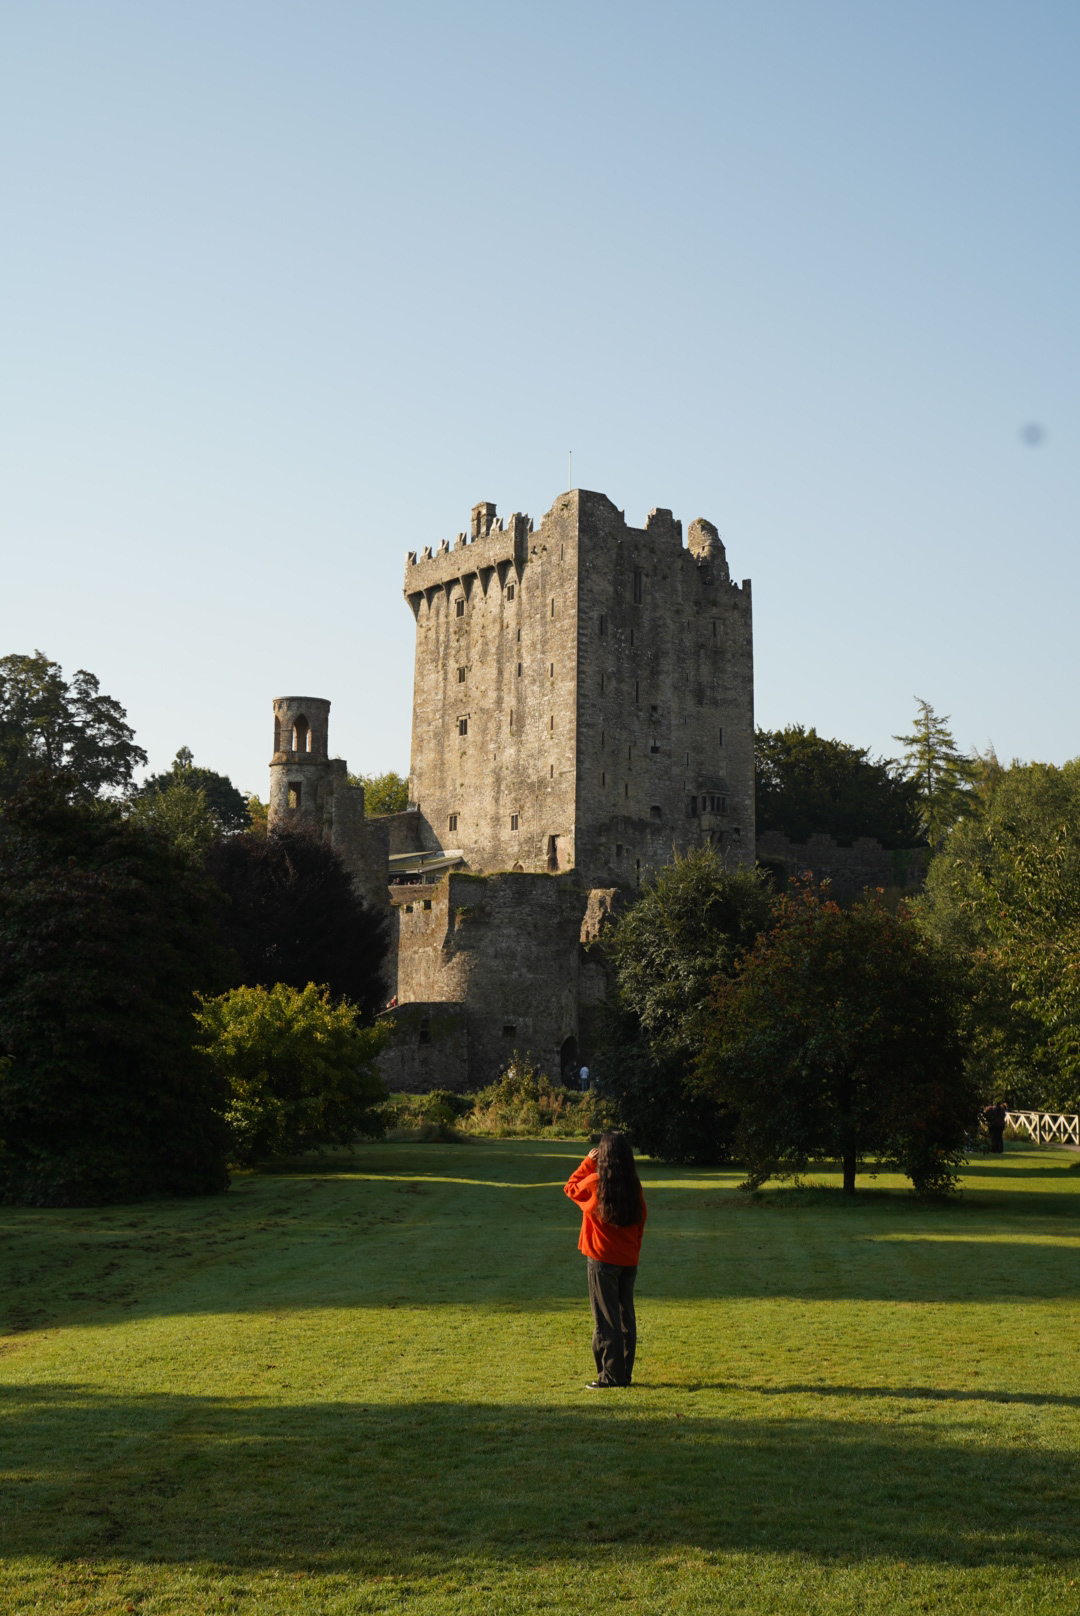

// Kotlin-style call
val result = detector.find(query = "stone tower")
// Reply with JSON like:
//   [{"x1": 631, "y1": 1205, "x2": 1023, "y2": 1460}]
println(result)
[{"x1": 402, "y1": 489, "x2": 754, "y2": 888}]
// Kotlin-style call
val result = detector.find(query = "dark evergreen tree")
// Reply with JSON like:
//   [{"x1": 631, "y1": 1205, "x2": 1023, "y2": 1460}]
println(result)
[
  {"x1": 205, "y1": 829, "x2": 388, "y2": 1021},
  {"x1": 0, "y1": 776, "x2": 232, "y2": 1205}
]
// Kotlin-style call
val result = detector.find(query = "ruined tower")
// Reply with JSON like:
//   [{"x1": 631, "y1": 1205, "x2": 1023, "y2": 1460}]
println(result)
[{"x1": 402, "y1": 489, "x2": 754, "y2": 887}]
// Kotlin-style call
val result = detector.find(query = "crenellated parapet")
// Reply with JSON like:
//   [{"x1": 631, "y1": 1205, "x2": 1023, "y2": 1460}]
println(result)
[{"x1": 404, "y1": 502, "x2": 533, "y2": 610}]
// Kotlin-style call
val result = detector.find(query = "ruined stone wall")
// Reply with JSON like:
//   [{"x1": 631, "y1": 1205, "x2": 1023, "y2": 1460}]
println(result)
[
  {"x1": 756, "y1": 831, "x2": 929, "y2": 899},
  {"x1": 377, "y1": 1002, "x2": 470, "y2": 1093}
]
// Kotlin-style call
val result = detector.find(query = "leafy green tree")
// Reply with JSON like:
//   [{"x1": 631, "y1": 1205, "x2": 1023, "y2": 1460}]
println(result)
[
  {"x1": 137, "y1": 747, "x2": 251, "y2": 832},
  {"x1": 194, "y1": 983, "x2": 388, "y2": 1165},
  {"x1": 755, "y1": 725, "x2": 921, "y2": 847},
  {"x1": 0, "y1": 775, "x2": 232, "y2": 1205},
  {"x1": 894, "y1": 699, "x2": 978, "y2": 848},
  {"x1": 916, "y1": 759, "x2": 1080, "y2": 1111},
  {"x1": 0, "y1": 651, "x2": 146, "y2": 799},
  {"x1": 127, "y1": 779, "x2": 225, "y2": 863},
  {"x1": 696, "y1": 885, "x2": 978, "y2": 1196},
  {"x1": 349, "y1": 771, "x2": 410, "y2": 815},
  {"x1": 205, "y1": 829, "x2": 388, "y2": 1018},
  {"x1": 594, "y1": 849, "x2": 774, "y2": 1162}
]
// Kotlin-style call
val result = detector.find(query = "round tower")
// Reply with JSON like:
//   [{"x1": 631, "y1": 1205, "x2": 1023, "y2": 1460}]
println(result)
[{"x1": 268, "y1": 696, "x2": 334, "y2": 831}]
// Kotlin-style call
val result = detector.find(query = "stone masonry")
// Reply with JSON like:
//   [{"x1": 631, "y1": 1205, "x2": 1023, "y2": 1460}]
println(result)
[{"x1": 268, "y1": 486, "x2": 755, "y2": 1090}]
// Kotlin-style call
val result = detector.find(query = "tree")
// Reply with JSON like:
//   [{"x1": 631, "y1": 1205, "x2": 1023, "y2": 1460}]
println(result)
[
  {"x1": 0, "y1": 651, "x2": 146, "y2": 799},
  {"x1": 916, "y1": 759, "x2": 1080, "y2": 1112},
  {"x1": 0, "y1": 775, "x2": 232, "y2": 1205},
  {"x1": 349, "y1": 771, "x2": 410, "y2": 815},
  {"x1": 137, "y1": 747, "x2": 251, "y2": 832},
  {"x1": 894, "y1": 699, "x2": 978, "y2": 848},
  {"x1": 193, "y1": 983, "x2": 388, "y2": 1165},
  {"x1": 755, "y1": 725, "x2": 922, "y2": 848},
  {"x1": 205, "y1": 829, "x2": 388, "y2": 1019},
  {"x1": 696, "y1": 885, "x2": 979, "y2": 1196},
  {"x1": 593, "y1": 849, "x2": 774, "y2": 1162},
  {"x1": 126, "y1": 779, "x2": 226, "y2": 864}
]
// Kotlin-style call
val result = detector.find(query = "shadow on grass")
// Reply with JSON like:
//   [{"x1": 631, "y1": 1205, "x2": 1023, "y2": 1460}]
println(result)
[
  {"x1": 653, "y1": 1381, "x2": 1080, "y2": 1409},
  {"x1": 1, "y1": 1383, "x2": 1078, "y2": 1572}
]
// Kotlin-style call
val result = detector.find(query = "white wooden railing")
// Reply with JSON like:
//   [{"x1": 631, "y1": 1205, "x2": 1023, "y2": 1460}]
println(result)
[{"x1": 1007, "y1": 1109, "x2": 1080, "y2": 1147}]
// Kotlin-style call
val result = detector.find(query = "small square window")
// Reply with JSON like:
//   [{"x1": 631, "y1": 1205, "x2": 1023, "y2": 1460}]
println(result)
[
  {"x1": 650, "y1": 704, "x2": 658, "y2": 715},
  {"x1": 510, "y1": 813, "x2": 519, "y2": 831},
  {"x1": 502, "y1": 1023, "x2": 516, "y2": 1037},
  {"x1": 458, "y1": 717, "x2": 468, "y2": 736},
  {"x1": 650, "y1": 741, "x2": 659, "y2": 754},
  {"x1": 404, "y1": 903, "x2": 414, "y2": 913},
  {"x1": 457, "y1": 666, "x2": 466, "y2": 683},
  {"x1": 423, "y1": 898, "x2": 432, "y2": 911},
  {"x1": 448, "y1": 813, "x2": 458, "y2": 831},
  {"x1": 507, "y1": 583, "x2": 515, "y2": 600},
  {"x1": 650, "y1": 805, "x2": 662, "y2": 821},
  {"x1": 456, "y1": 598, "x2": 465, "y2": 617}
]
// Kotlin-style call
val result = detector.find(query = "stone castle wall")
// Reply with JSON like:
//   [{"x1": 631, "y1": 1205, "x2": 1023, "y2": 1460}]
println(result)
[{"x1": 756, "y1": 830, "x2": 929, "y2": 899}]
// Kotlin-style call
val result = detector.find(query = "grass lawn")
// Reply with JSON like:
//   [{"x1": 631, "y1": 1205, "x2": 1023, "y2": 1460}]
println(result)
[{"x1": 2, "y1": 1142, "x2": 1080, "y2": 1615}]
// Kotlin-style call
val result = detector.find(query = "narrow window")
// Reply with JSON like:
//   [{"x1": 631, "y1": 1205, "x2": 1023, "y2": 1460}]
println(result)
[
  {"x1": 624, "y1": 783, "x2": 629, "y2": 798},
  {"x1": 507, "y1": 583, "x2": 515, "y2": 600},
  {"x1": 517, "y1": 662, "x2": 522, "y2": 678},
  {"x1": 549, "y1": 662, "x2": 554, "y2": 678},
  {"x1": 287, "y1": 782, "x2": 302, "y2": 809},
  {"x1": 517, "y1": 627, "x2": 521, "y2": 642},
  {"x1": 628, "y1": 744, "x2": 632, "y2": 762},
  {"x1": 601, "y1": 730, "x2": 605, "y2": 749},
  {"x1": 456, "y1": 598, "x2": 465, "y2": 617},
  {"x1": 685, "y1": 751, "x2": 690, "y2": 766},
  {"x1": 599, "y1": 614, "x2": 606, "y2": 636},
  {"x1": 712, "y1": 620, "x2": 717, "y2": 637},
  {"x1": 688, "y1": 795, "x2": 698, "y2": 817},
  {"x1": 419, "y1": 1018, "x2": 430, "y2": 1045},
  {"x1": 721, "y1": 796, "x2": 727, "y2": 814},
  {"x1": 630, "y1": 628, "x2": 634, "y2": 647},
  {"x1": 550, "y1": 715, "x2": 554, "y2": 732},
  {"x1": 448, "y1": 813, "x2": 458, "y2": 831},
  {"x1": 600, "y1": 673, "x2": 604, "y2": 694},
  {"x1": 457, "y1": 666, "x2": 466, "y2": 683},
  {"x1": 293, "y1": 716, "x2": 309, "y2": 753},
  {"x1": 509, "y1": 709, "x2": 514, "y2": 731},
  {"x1": 635, "y1": 858, "x2": 641, "y2": 885},
  {"x1": 551, "y1": 598, "x2": 555, "y2": 617},
  {"x1": 634, "y1": 681, "x2": 639, "y2": 703},
  {"x1": 510, "y1": 813, "x2": 519, "y2": 831},
  {"x1": 633, "y1": 568, "x2": 643, "y2": 604},
  {"x1": 458, "y1": 717, "x2": 468, "y2": 736},
  {"x1": 719, "y1": 727, "x2": 724, "y2": 747},
  {"x1": 546, "y1": 834, "x2": 558, "y2": 869},
  {"x1": 616, "y1": 844, "x2": 623, "y2": 858},
  {"x1": 601, "y1": 771, "x2": 606, "y2": 786},
  {"x1": 550, "y1": 764, "x2": 554, "y2": 778},
  {"x1": 273, "y1": 716, "x2": 281, "y2": 752}
]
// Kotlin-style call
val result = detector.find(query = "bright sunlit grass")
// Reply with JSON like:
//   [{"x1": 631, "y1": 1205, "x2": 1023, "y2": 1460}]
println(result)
[{"x1": 2, "y1": 1142, "x2": 1079, "y2": 1614}]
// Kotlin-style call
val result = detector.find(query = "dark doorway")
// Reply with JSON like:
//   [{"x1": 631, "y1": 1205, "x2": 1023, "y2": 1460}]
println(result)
[{"x1": 560, "y1": 1035, "x2": 578, "y2": 1082}]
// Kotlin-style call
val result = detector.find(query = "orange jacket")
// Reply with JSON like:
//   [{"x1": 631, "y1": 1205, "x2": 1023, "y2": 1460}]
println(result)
[{"x1": 564, "y1": 1156, "x2": 647, "y2": 1266}]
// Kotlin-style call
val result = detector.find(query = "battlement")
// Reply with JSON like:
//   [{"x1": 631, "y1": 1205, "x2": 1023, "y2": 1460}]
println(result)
[{"x1": 405, "y1": 502, "x2": 533, "y2": 602}]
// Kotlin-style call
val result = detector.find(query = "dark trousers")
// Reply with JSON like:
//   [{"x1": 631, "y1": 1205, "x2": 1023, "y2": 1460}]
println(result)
[
  {"x1": 587, "y1": 1258, "x2": 637, "y2": 1385},
  {"x1": 989, "y1": 1127, "x2": 1005, "y2": 1154}
]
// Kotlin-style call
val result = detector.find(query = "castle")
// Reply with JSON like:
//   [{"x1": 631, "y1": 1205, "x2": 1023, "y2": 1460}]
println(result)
[{"x1": 267, "y1": 487, "x2": 755, "y2": 1088}]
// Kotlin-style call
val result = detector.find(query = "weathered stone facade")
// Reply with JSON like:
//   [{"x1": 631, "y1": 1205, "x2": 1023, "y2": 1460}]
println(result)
[
  {"x1": 268, "y1": 486, "x2": 755, "y2": 1090},
  {"x1": 756, "y1": 831, "x2": 929, "y2": 901}
]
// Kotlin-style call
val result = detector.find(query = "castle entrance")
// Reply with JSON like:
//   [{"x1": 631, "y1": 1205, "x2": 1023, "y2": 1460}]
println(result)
[{"x1": 559, "y1": 1035, "x2": 579, "y2": 1084}]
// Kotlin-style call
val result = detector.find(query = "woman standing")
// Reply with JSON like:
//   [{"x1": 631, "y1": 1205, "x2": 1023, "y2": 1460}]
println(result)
[{"x1": 564, "y1": 1132, "x2": 647, "y2": 1389}]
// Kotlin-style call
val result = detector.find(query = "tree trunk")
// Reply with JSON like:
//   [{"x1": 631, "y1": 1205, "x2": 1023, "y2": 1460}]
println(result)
[{"x1": 842, "y1": 1149, "x2": 856, "y2": 1195}]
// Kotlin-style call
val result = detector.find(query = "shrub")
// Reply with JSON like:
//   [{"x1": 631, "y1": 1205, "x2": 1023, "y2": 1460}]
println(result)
[
  {"x1": 0, "y1": 776, "x2": 231, "y2": 1205},
  {"x1": 463, "y1": 1052, "x2": 594, "y2": 1138},
  {"x1": 194, "y1": 982, "x2": 388, "y2": 1166}
]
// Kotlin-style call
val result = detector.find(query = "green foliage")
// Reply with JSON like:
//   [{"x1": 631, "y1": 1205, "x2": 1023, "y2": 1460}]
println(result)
[
  {"x1": 194, "y1": 983, "x2": 389, "y2": 1166},
  {"x1": 126, "y1": 778, "x2": 225, "y2": 862},
  {"x1": 464, "y1": 1051, "x2": 593, "y2": 1137},
  {"x1": 697, "y1": 885, "x2": 979, "y2": 1196},
  {"x1": 756, "y1": 724, "x2": 922, "y2": 848},
  {"x1": 349, "y1": 770, "x2": 410, "y2": 815},
  {"x1": 137, "y1": 747, "x2": 251, "y2": 832},
  {"x1": 893, "y1": 698, "x2": 978, "y2": 848},
  {"x1": 246, "y1": 793, "x2": 269, "y2": 836},
  {"x1": 0, "y1": 775, "x2": 231, "y2": 1205},
  {"x1": 595, "y1": 849, "x2": 774, "y2": 1162},
  {"x1": 381, "y1": 1088, "x2": 473, "y2": 1142},
  {"x1": 0, "y1": 649, "x2": 146, "y2": 800},
  {"x1": 917, "y1": 758, "x2": 1080, "y2": 1111}
]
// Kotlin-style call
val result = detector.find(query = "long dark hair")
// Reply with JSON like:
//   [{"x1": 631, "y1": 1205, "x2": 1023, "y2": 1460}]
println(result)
[{"x1": 595, "y1": 1131, "x2": 643, "y2": 1226}]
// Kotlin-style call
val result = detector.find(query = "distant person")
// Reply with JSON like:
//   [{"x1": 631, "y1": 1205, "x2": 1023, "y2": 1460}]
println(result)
[
  {"x1": 564, "y1": 1132, "x2": 646, "y2": 1389},
  {"x1": 984, "y1": 1101, "x2": 1008, "y2": 1154},
  {"x1": 578, "y1": 1064, "x2": 590, "y2": 1093}
]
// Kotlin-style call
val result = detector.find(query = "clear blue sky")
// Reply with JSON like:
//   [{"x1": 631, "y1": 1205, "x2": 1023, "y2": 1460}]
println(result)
[{"x1": 2, "y1": 1, "x2": 1076, "y2": 798}]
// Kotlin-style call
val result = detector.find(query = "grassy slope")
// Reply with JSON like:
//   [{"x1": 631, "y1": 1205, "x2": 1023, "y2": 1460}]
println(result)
[{"x1": 1, "y1": 1143, "x2": 1079, "y2": 1615}]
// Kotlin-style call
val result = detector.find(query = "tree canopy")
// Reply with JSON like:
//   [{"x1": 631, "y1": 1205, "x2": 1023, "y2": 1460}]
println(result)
[
  {"x1": 916, "y1": 758, "x2": 1080, "y2": 1112},
  {"x1": 0, "y1": 651, "x2": 146, "y2": 800},
  {"x1": 755, "y1": 725, "x2": 922, "y2": 848},
  {"x1": 205, "y1": 829, "x2": 388, "y2": 1020},
  {"x1": 137, "y1": 747, "x2": 251, "y2": 832},
  {"x1": 350, "y1": 771, "x2": 410, "y2": 815},
  {"x1": 696, "y1": 885, "x2": 978, "y2": 1196},
  {"x1": 0, "y1": 775, "x2": 232, "y2": 1205},
  {"x1": 594, "y1": 849, "x2": 774, "y2": 1162},
  {"x1": 894, "y1": 699, "x2": 979, "y2": 848}
]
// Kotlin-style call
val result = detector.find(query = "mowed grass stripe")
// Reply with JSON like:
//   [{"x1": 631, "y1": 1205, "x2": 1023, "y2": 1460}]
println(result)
[{"x1": 1, "y1": 1142, "x2": 1079, "y2": 1614}]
